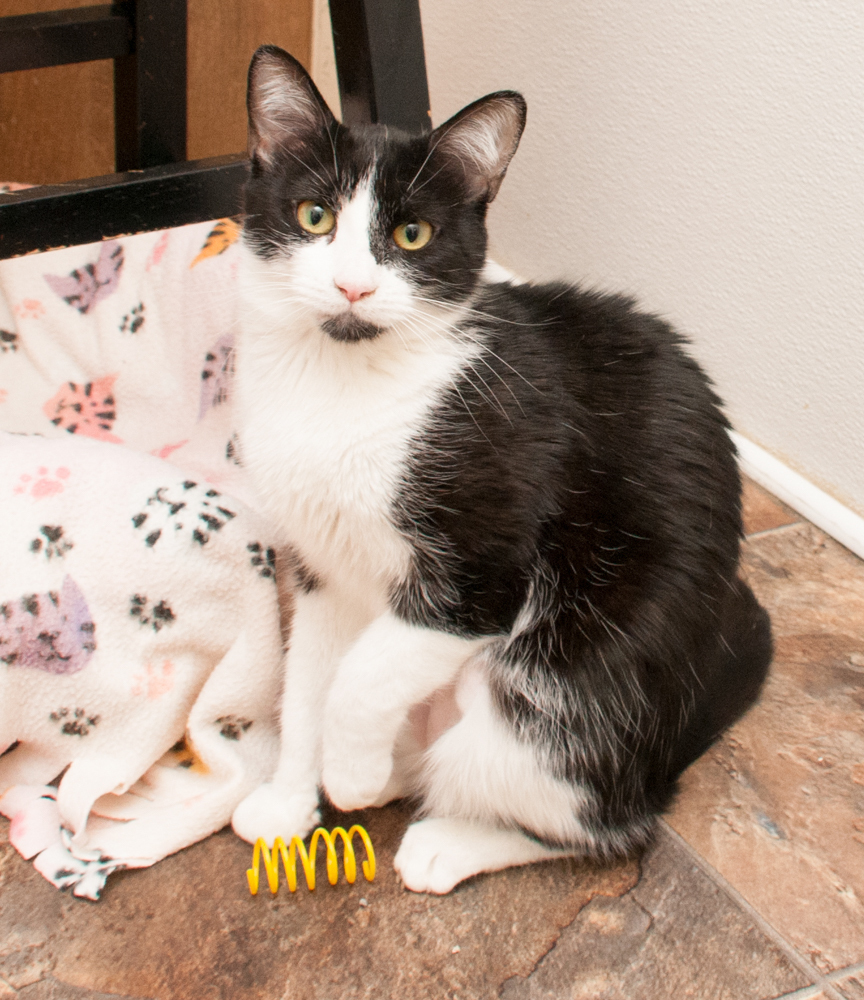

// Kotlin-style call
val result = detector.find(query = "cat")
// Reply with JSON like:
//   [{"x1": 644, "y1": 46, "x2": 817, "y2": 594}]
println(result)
[{"x1": 231, "y1": 45, "x2": 772, "y2": 894}]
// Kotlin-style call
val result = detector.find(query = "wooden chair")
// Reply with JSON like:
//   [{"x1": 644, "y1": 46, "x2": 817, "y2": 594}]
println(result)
[{"x1": 0, "y1": 0, "x2": 431, "y2": 258}]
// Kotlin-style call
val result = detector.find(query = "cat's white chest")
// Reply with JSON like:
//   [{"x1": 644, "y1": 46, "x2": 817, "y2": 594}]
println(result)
[
  {"x1": 236, "y1": 319, "x2": 470, "y2": 589},
  {"x1": 246, "y1": 364, "x2": 409, "y2": 580}
]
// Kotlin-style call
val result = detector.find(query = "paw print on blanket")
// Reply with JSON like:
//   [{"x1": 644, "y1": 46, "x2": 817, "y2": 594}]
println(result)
[
  {"x1": 30, "y1": 525, "x2": 73, "y2": 559},
  {"x1": 163, "y1": 735, "x2": 206, "y2": 771},
  {"x1": 43, "y1": 375, "x2": 122, "y2": 443},
  {"x1": 15, "y1": 299, "x2": 45, "y2": 320},
  {"x1": 129, "y1": 595, "x2": 175, "y2": 631},
  {"x1": 1, "y1": 789, "x2": 121, "y2": 900},
  {"x1": 0, "y1": 330, "x2": 17, "y2": 353},
  {"x1": 131, "y1": 480, "x2": 237, "y2": 548},
  {"x1": 225, "y1": 433, "x2": 242, "y2": 466},
  {"x1": 14, "y1": 465, "x2": 70, "y2": 499},
  {"x1": 49, "y1": 706, "x2": 101, "y2": 737},
  {"x1": 216, "y1": 715, "x2": 253, "y2": 740},
  {"x1": 131, "y1": 659, "x2": 174, "y2": 699},
  {"x1": 284, "y1": 545, "x2": 320, "y2": 593},
  {"x1": 0, "y1": 576, "x2": 96, "y2": 674},
  {"x1": 44, "y1": 241, "x2": 124, "y2": 314},
  {"x1": 120, "y1": 302, "x2": 145, "y2": 334},
  {"x1": 199, "y1": 334, "x2": 234, "y2": 419},
  {"x1": 43, "y1": 841, "x2": 121, "y2": 900},
  {"x1": 247, "y1": 542, "x2": 276, "y2": 580}
]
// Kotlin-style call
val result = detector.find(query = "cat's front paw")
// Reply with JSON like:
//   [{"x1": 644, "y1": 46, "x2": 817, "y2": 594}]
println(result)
[
  {"x1": 394, "y1": 817, "x2": 573, "y2": 894},
  {"x1": 231, "y1": 784, "x2": 320, "y2": 845},
  {"x1": 321, "y1": 746, "x2": 393, "y2": 812},
  {"x1": 393, "y1": 818, "x2": 470, "y2": 895}
]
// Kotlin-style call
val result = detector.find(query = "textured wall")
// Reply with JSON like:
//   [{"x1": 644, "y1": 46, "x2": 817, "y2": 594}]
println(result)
[{"x1": 418, "y1": 1, "x2": 864, "y2": 515}]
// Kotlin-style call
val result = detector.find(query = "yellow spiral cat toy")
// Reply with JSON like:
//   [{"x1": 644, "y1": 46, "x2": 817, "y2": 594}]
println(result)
[{"x1": 246, "y1": 825, "x2": 375, "y2": 894}]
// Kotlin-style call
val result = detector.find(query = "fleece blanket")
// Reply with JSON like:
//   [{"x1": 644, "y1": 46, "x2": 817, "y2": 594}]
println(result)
[
  {"x1": 0, "y1": 218, "x2": 249, "y2": 499},
  {"x1": 0, "y1": 221, "x2": 285, "y2": 898}
]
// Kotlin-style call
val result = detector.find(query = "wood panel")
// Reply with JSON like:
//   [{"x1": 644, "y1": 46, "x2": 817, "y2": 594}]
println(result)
[
  {"x1": 187, "y1": 0, "x2": 311, "y2": 161},
  {"x1": 0, "y1": 0, "x2": 312, "y2": 185},
  {"x1": 0, "y1": 0, "x2": 114, "y2": 184}
]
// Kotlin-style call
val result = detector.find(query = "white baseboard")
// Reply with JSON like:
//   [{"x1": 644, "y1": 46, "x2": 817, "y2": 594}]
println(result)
[{"x1": 730, "y1": 431, "x2": 864, "y2": 561}]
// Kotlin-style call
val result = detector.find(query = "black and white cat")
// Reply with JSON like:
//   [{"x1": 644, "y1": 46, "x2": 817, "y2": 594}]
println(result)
[{"x1": 231, "y1": 45, "x2": 772, "y2": 894}]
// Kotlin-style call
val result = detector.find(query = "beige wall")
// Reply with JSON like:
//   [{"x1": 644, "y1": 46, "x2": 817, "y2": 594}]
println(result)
[{"x1": 414, "y1": 1, "x2": 864, "y2": 516}]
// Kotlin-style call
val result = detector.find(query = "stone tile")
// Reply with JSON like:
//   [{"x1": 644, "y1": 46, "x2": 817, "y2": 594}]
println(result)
[
  {"x1": 499, "y1": 824, "x2": 809, "y2": 1000},
  {"x1": 835, "y1": 969, "x2": 864, "y2": 998},
  {"x1": 741, "y1": 476, "x2": 800, "y2": 536},
  {"x1": 667, "y1": 523, "x2": 864, "y2": 974},
  {"x1": 17, "y1": 979, "x2": 154, "y2": 1000},
  {"x1": 0, "y1": 803, "x2": 637, "y2": 1000}
]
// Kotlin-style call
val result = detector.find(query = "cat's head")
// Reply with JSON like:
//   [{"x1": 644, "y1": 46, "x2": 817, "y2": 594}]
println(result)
[{"x1": 242, "y1": 45, "x2": 525, "y2": 344}]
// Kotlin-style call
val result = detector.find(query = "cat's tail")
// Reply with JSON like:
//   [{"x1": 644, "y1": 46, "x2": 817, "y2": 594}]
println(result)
[{"x1": 669, "y1": 576, "x2": 772, "y2": 780}]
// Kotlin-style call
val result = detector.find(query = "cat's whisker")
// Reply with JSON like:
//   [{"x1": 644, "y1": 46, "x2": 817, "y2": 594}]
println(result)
[
  {"x1": 411, "y1": 290, "x2": 558, "y2": 331},
  {"x1": 406, "y1": 164, "x2": 446, "y2": 198},
  {"x1": 281, "y1": 147, "x2": 330, "y2": 188},
  {"x1": 459, "y1": 364, "x2": 512, "y2": 424},
  {"x1": 325, "y1": 123, "x2": 339, "y2": 178},
  {"x1": 395, "y1": 315, "x2": 508, "y2": 431},
  {"x1": 405, "y1": 296, "x2": 547, "y2": 393},
  {"x1": 464, "y1": 351, "x2": 528, "y2": 415},
  {"x1": 398, "y1": 300, "x2": 532, "y2": 409},
  {"x1": 405, "y1": 131, "x2": 450, "y2": 194}
]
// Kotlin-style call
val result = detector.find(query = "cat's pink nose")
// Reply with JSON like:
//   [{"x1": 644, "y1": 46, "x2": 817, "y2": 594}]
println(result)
[{"x1": 335, "y1": 281, "x2": 376, "y2": 304}]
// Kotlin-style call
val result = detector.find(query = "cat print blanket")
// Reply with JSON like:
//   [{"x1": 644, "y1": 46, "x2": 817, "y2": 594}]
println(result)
[
  {"x1": 0, "y1": 221, "x2": 285, "y2": 897},
  {"x1": 0, "y1": 433, "x2": 281, "y2": 898},
  {"x1": 0, "y1": 218, "x2": 249, "y2": 500},
  {"x1": 0, "y1": 432, "x2": 283, "y2": 898}
]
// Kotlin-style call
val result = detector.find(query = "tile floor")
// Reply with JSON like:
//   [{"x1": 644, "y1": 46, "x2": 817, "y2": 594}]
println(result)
[{"x1": 1, "y1": 478, "x2": 862, "y2": 999}]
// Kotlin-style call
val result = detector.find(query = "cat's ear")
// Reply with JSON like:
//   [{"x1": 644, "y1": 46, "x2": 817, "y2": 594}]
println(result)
[
  {"x1": 247, "y1": 45, "x2": 337, "y2": 167},
  {"x1": 431, "y1": 92, "x2": 526, "y2": 202}
]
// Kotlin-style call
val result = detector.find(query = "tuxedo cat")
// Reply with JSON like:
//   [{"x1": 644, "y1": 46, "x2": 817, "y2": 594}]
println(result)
[{"x1": 231, "y1": 45, "x2": 771, "y2": 894}]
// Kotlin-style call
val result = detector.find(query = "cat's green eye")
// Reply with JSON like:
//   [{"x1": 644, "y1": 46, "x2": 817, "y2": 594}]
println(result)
[
  {"x1": 297, "y1": 201, "x2": 336, "y2": 235},
  {"x1": 393, "y1": 220, "x2": 433, "y2": 251}
]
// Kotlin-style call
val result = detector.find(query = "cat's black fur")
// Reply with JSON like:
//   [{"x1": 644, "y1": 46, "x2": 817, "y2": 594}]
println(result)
[
  {"x1": 244, "y1": 46, "x2": 772, "y2": 857},
  {"x1": 393, "y1": 281, "x2": 771, "y2": 847}
]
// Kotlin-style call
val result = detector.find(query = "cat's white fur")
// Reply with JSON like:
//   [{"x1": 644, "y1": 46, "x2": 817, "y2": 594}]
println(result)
[{"x1": 233, "y1": 180, "x2": 589, "y2": 893}]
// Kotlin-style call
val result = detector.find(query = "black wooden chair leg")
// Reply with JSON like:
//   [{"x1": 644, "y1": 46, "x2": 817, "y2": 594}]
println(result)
[{"x1": 330, "y1": 0, "x2": 431, "y2": 134}]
